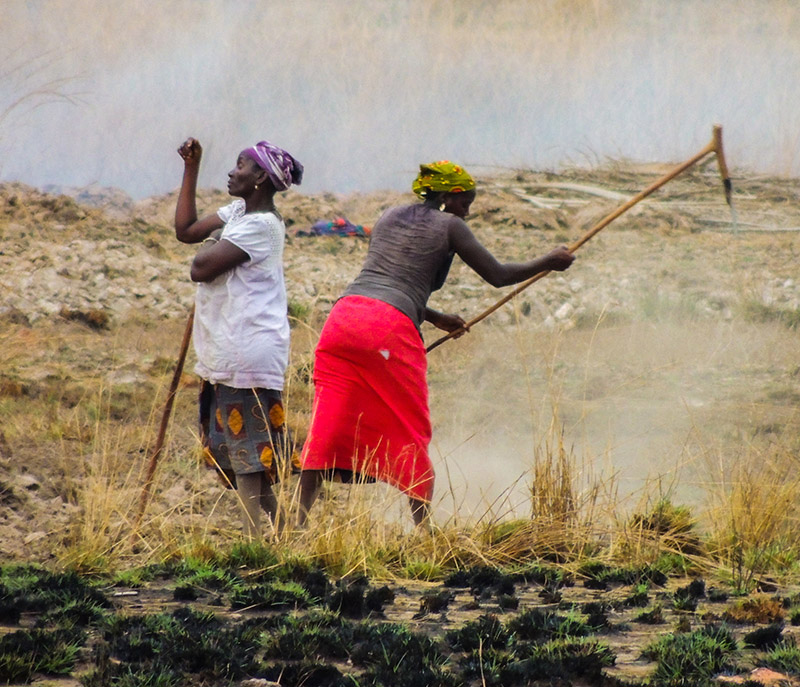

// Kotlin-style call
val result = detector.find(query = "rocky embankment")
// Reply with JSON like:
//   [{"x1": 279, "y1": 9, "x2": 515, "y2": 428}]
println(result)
[{"x1": 2, "y1": 167, "x2": 800, "y2": 335}]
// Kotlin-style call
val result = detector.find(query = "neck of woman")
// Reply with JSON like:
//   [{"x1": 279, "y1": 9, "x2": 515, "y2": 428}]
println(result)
[
  {"x1": 245, "y1": 190, "x2": 277, "y2": 214},
  {"x1": 423, "y1": 194, "x2": 446, "y2": 212}
]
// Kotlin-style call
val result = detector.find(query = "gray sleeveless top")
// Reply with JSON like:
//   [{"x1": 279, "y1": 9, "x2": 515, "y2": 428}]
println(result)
[{"x1": 343, "y1": 204, "x2": 456, "y2": 329}]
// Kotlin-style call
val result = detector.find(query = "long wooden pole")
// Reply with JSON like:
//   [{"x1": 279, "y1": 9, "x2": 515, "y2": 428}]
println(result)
[
  {"x1": 426, "y1": 125, "x2": 730, "y2": 353},
  {"x1": 131, "y1": 305, "x2": 195, "y2": 540}
]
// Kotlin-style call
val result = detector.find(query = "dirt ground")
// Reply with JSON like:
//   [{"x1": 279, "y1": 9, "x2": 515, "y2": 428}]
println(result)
[
  {"x1": 1, "y1": 161, "x2": 800, "y2": 685},
  {"x1": 4, "y1": 159, "x2": 798, "y2": 538}
]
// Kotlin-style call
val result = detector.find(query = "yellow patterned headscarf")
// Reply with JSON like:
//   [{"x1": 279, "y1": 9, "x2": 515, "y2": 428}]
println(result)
[{"x1": 412, "y1": 160, "x2": 475, "y2": 198}]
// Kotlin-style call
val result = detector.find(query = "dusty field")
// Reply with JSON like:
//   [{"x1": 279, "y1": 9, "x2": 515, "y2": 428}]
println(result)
[
  {"x1": 2, "y1": 160, "x2": 799, "y2": 545},
  {"x1": 1, "y1": 161, "x2": 800, "y2": 685}
]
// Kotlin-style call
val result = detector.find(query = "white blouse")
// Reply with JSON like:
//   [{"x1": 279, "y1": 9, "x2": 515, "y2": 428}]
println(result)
[{"x1": 192, "y1": 199, "x2": 289, "y2": 390}]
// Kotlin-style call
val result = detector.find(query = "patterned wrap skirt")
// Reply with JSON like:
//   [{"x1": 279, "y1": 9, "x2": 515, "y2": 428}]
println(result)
[
  {"x1": 199, "y1": 382, "x2": 299, "y2": 488},
  {"x1": 300, "y1": 295, "x2": 435, "y2": 502}
]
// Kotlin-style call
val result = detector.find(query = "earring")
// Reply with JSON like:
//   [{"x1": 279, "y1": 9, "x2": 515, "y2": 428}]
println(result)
[
  {"x1": 255, "y1": 184, "x2": 260, "y2": 190},
  {"x1": 439, "y1": 203, "x2": 446, "y2": 211}
]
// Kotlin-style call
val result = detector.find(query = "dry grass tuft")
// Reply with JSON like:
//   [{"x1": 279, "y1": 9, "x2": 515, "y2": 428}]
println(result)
[
  {"x1": 722, "y1": 596, "x2": 785, "y2": 625},
  {"x1": 58, "y1": 307, "x2": 111, "y2": 330},
  {"x1": 705, "y1": 443, "x2": 800, "y2": 591},
  {"x1": 472, "y1": 426, "x2": 609, "y2": 566}
]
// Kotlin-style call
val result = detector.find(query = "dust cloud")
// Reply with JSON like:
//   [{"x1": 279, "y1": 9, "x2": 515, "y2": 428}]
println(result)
[
  {"x1": 2, "y1": 0, "x2": 800, "y2": 198},
  {"x1": 426, "y1": 316, "x2": 800, "y2": 520}
]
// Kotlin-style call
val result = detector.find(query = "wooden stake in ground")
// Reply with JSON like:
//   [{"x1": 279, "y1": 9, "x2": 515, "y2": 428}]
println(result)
[
  {"x1": 427, "y1": 124, "x2": 733, "y2": 353},
  {"x1": 131, "y1": 305, "x2": 195, "y2": 541}
]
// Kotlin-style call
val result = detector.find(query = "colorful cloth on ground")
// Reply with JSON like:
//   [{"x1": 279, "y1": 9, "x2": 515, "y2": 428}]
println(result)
[
  {"x1": 242, "y1": 140, "x2": 303, "y2": 191},
  {"x1": 300, "y1": 295, "x2": 435, "y2": 502},
  {"x1": 199, "y1": 382, "x2": 300, "y2": 486},
  {"x1": 193, "y1": 199, "x2": 289, "y2": 389},
  {"x1": 296, "y1": 217, "x2": 371, "y2": 238},
  {"x1": 411, "y1": 160, "x2": 475, "y2": 198}
]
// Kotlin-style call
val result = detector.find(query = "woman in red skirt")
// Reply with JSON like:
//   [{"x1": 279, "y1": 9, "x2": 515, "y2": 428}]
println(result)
[{"x1": 298, "y1": 161, "x2": 575, "y2": 527}]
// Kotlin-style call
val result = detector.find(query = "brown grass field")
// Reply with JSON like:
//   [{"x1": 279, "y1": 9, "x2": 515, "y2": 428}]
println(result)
[{"x1": 1, "y1": 161, "x2": 800, "y2": 685}]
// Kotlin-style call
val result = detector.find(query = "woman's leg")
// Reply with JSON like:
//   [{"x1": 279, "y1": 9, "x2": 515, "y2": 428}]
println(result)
[
  {"x1": 296, "y1": 470, "x2": 323, "y2": 527},
  {"x1": 238, "y1": 471, "x2": 288, "y2": 537},
  {"x1": 409, "y1": 497, "x2": 432, "y2": 529},
  {"x1": 260, "y1": 481, "x2": 285, "y2": 535},
  {"x1": 236, "y1": 472, "x2": 264, "y2": 538}
]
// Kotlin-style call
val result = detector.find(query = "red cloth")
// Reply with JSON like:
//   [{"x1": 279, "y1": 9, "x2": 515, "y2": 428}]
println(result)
[{"x1": 300, "y1": 295, "x2": 434, "y2": 501}]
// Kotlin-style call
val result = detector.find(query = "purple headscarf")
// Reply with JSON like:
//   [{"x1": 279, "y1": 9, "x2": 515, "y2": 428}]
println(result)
[{"x1": 243, "y1": 140, "x2": 304, "y2": 191}]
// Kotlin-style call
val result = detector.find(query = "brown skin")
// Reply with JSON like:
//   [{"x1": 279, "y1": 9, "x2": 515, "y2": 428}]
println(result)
[
  {"x1": 296, "y1": 471, "x2": 322, "y2": 528},
  {"x1": 435, "y1": 189, "x2": 575, "y2": 287},
  {"x1": 297, "y1": 186, "x2": 575, "y2": 530},
  {"x1": 419, "y1": 190, "x2": 574, "y2": 337},
  {"x1": 175, "y1": 137, "x2": 281, "y2": 282}
]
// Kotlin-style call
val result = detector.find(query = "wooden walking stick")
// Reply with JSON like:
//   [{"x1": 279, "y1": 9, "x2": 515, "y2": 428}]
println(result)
[
  {"x1": 131, "y1": 305, "x2": 195, "y2": 541},
  {"x1": 427, "y1": 124, "x2": 733, "y2": 352}
]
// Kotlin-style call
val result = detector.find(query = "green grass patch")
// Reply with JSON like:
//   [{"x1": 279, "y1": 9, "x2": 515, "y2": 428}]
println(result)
[
  {"x1": 643, "y1": 624, "x2": 739, "y2": 687},
  {"x1": 0, "y1": 564, "x2": 110, "y2": 625},
  {"x1": 507, "y1": 608, "x2": 592, "y2": 641},
  {"x1": 229, "y1": 579, "x2": 311, "y2": 610},
  {"x1": 87, "y1": 606, "x2": 263, "y2": 685},
  {"x1": 0, "y1": 627, "x2": 85, "y2": 683},
  {"x1": 760, "y1": 639, "x2": 800, "y2": 675}
]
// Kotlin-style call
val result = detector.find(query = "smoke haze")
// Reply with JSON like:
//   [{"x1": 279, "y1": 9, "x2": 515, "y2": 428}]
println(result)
[{"x1": 2, "y1": 0, "x2": 800, "y2": 198}]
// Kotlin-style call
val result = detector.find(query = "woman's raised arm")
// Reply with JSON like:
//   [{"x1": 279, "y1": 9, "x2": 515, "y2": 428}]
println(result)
[{"x1": 175, "y1": 138, "x2": 224, "y2": 243}]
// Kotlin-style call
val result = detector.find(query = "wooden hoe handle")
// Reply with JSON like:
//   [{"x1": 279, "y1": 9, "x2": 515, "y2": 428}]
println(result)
[{"x1": 132, "y1": 305, "x2": 195, "y2": 541}]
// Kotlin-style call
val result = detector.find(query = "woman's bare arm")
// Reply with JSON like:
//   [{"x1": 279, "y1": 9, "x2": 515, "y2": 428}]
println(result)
[
  {"x1": 190, "y1": 233, "x2": 250, "y2": 282},
  {"x1": 448, "y1": 218, "x2": 574, "y2": 287},
  {"x1": 175, "y1": 138, "x2": 225, "y2": 244},
  {"x1": 424, "y1": 307, "x2": 468, "y2": 336}
]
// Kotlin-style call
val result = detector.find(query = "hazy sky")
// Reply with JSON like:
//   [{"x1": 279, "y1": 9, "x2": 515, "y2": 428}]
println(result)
[{"x1": 2, "y1": 0, "x2": 799, "y2": 198}]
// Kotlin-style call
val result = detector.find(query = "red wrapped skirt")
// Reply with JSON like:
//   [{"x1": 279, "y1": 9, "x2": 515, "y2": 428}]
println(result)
[{"x1": 300, "y1": 295, "x2": 434, "y2": 501}]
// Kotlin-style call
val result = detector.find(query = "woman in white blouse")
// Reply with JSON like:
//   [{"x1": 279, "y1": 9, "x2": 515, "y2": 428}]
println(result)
[{"x1": 174, "y1": 137, "x2": 303, "y2": 537}]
